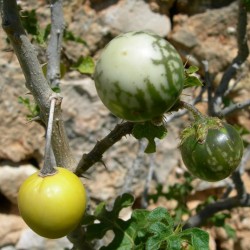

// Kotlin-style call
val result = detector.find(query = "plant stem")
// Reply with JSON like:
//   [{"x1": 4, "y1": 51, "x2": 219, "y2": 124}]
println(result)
[
  {"x1": 178, "y1": 101, "x2": 205, "y2": 121},
  {"x1": 39, "y1": 97, "x2": 57, "y2": 176},
  {"x1": 47, "y1": 0, "x2": 65, "y2": 88},
  {"x1": 1, "y1": 0, "x2": 76, "y2": 170}
]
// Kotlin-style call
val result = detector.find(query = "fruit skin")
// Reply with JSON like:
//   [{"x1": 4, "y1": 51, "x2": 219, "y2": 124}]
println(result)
[
  {"x1": 180, "y1": 122, "x2": 244, "y2": 182},
  {"x1": 94, "y1": 31, "x2": 184, "y2": 122},
  {"x1": 18, "y1": 167, "x2": 87, "y2": 239}
]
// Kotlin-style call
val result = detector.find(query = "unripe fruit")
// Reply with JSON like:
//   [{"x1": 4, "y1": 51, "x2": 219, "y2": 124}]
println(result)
[{"x1": 94, "y1": 31, "x2": 184, "y2": 122}]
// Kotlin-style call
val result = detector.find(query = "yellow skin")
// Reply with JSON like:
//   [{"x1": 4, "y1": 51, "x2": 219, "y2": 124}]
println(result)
[{"x1": 18, "y1": 167, "x2": 87, "y2": 239}]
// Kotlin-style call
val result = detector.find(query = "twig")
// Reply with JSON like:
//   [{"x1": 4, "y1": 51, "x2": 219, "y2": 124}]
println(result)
[
  {"x1": 1, "y1": 0, "x2": 76, "y2": 170},
  {"x1": 213, "y1": 0, "x2": 249, "y2": 114},
  {"x1": 46, "y1": 0, "x2": 65, "y2": 88},
  {"x1": 231, "y1": 169, "x2": 247, "y2": 202},
  {"x1": 218, "y1": 99, "x2": 250, "y2": 117},
  {"x1": 202, "y1": 60, "x2": 214, "y2": 115},
  {"x1": 183, "y1": 195, "x2": 250, "y2": 229},
  {"x1": 75, "y1": 122, "x2": 134, "y2": 176}
]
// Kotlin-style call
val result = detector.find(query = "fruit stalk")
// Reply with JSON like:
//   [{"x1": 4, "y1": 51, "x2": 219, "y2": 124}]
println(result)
[
  {"x1": 40, "y1": 97, "x2": 57, "y2": 176},
  {"x1": 179, "y1": 101, "x2": 205, "y2": 121}
]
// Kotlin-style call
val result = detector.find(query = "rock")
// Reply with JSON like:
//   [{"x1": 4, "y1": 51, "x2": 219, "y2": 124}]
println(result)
[
  {"x1": 0, "y1": 60, "x2": 45, "y2": 163},
  {"x1": 169, "y1": 2, "x2": 240, "y2": 74},
  {"x1": 16, "y1": 228, "x2": 72, "y2": 250},
  {"x1": 0, "y1": 214, "x2": 27, "y2": 247},
  {"x1": 175, "y1": 0, "x2": 236, "y2": 15},
  {"x1": 0, "y1": 164, "x2": 37, "y2": 205},
  {"x1": 1, "y1": 246, "x2": 17, "y2": 250},
  {"x1": 99, "y1": 0, "x2": 171, "y2": 37}
]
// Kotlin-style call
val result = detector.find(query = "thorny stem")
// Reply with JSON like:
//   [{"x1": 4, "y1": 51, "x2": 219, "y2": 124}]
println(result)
[
  {"x1": 75, "y1": 122, "x2": 134, "y2": 176},
  {"x1": 39, "y1": 97, "x2": 57, "y2": 176}
]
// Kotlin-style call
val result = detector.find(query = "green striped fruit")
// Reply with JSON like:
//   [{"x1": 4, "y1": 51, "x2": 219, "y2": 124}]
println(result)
[
  {"x1": 94, "y1": 31, "x2": 184, "y2": 122},
  {"x1": 180, "y1": 119, "x2": 244, "y2": 182}
]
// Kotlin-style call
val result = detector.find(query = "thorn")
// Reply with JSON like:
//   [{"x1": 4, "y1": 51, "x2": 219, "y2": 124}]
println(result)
[
  {"x1": 100, "y1": 159, "x2": 108, "y2": 170},
  {"x1": 26, "y1": 116, "x2": 41, "y2": 124},
  {"x1": 80, "y1": 175, "x2": 91, "y2": 180}
]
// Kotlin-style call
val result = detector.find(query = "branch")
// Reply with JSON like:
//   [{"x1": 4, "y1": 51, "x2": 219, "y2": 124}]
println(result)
[
  {"x1": 46, "y1": 0, "x2": 65, "y2": 88},
  {"x1": 1, "y1": 0, "x2": 75, "y2": 170},
  {"x1": 75, "y1": 122, "x2": 134, "y2": 176},
  {"x1": 218, "y1": 99, "x2": 250, "y2": 117},
  {"x1": 202, "y1": 60, "x2": 214, "y2": 115},
  {"x1": 213, "y1": 0, "x2": 249, "y2": 113},
  {"x1": 183, "y1": 195, "x2": 250, "y2": 229}
]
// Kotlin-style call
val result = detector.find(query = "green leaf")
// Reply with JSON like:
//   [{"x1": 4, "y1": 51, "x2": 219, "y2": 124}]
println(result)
[
  {"x1": 63, "y1": 30, "x2": 87, "y2": 45},
  {"x1": 185, "y1": 65, "x2": 199, "y2": 74},
  {"x1": 81, "y1": 195, "x2": 209, "y2": 250},
  {"x1": 180, "y1": 228, "x2": 209, "y2": 250},
  {"x1": 147, "y1": 207, "x2": 174, "y2": 228},
  {"x1": 166, "y1": 235, "x2": 182, "y2": 250},
  {"x1": 72, "y1": 56, "x2": 95, "y2": 74},
  {"x1": 224, "y1": 224, "x2": 236, "y2": 239},
  {"x1": 244, "y1": 0, "x2": 250, "y2": 11},
  {"x1": 18, "y1": 96, "x2": 40, "y2": 119},
  {"x1": 132, "y1": 121, "x2": 167, "y2": 153},
  {"x1": 184, "y1": 75, "x2": 203, "y2": 88},
  {"x1": 209, "y1": 212, "x2": 230, "y2": 227},
  {"x1": 184, "y1": 65, "x2": 203, "y2": 88},
  {"x1": 83, "y1": 193, "x2": 137, "y2": 249}
]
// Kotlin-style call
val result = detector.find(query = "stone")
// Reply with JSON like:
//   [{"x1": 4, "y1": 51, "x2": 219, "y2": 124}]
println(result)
[
  {"x1": 99, "y1": 0, "x2": 171, "y2": 37},
  {"x1": 0, "y1": 164, "x2": 37, "y2": 205},
  {"x1": 169, "y1": 2, "x2": 240, "y2": 74},
  {"x1": 0, "y1": 61, "x2": 45, "y2": 163},
  {"x1": 175, "y1": 0, "x2": 236, "y2": 15},
  {"x1": 16, "y1": 228, "x2": 72, "y2": 250},
  {"x1": 0, "y1": 214, "x2": 27, "y2": 247}
]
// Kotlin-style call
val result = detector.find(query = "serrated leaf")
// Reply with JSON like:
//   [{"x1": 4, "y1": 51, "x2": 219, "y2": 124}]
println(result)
[
  {"x1": 83, "y1": 193, "x2": 136, "y2": 246},
  {"x1": 72, "y1": 56, "x2": 95, "y2": 74},
  {"x1": 184, "y1": 75, "x2": 203, "y2": 88},
  {"x1": 132, "y1": 121, "x2": 167, "y2": 153},
  {"x1": 185, "y1": 65, "x2": 199, "y2": 74},
  {"x1": 180, "y1": 228, "x2": 209, "y2": 250},
  {"x1": 145, "y1": 208, "x2": 177, "y2": 250},
  {"x1": 147, "y1": 207, "x2": 174, "y2": 228},
  {"x1": 81, "y1": 196, "x2": 209, "y2": 250},
  {"x1": 146, "y1": 222, "x2": 172, "y2": 249},
  {"x1": 166, "y1": 235, "x2": 182, "y2": 250}
]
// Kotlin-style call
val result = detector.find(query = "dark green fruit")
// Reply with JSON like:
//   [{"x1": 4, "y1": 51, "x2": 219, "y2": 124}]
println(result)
[{"x1": 180, "y1": 118, "x2": 244, "y2": 182}]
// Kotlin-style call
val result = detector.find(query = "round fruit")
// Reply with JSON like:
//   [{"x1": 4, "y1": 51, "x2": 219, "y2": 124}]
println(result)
[
  {"x1": 94, "y1": 31, "x2": 184, "y2": 122},
  {"x1": 180, "y1": 121, "x2": 244, "y2": 182},
  {"x1": 18, "y1": 167, "x2": 87, "y2": 239}
]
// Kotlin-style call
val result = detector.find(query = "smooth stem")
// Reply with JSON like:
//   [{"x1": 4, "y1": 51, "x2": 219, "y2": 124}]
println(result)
[{"x1": 39, "y1": 97, "x2": 57, "y2": 176}]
